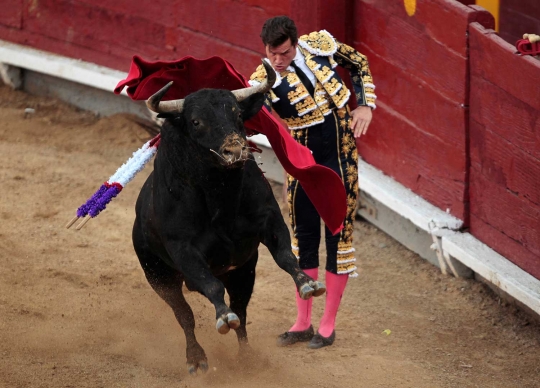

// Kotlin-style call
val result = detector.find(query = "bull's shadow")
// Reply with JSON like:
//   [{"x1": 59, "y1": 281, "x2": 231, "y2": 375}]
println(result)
[{"x1": 132, "y1": 61, "x2": 325, "y2": 375}]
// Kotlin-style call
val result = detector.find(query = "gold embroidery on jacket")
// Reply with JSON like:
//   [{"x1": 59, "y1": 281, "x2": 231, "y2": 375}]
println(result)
[
  {"x1": 324, "y1": 78, "x2": 342, "y2": 97},
  {"x1": 314, "y1": 66, "x2": 334, "y2": 84},
  {"x1": 286, "y1": 72, "x2": 301, "y2": 87},
  {"x1": 334, "y1": 85, "x2": 351, "y2": 108},
  {"x1": 283, "y1": 109, "x2": 325, "y2": 130},
  {"x1": 296, "y1": 97, "x2": 318, "y2": 117},
  {"x1": 287, "y1": 86, "x2": 309, "y2": 105},
  {"x1": 299, "y1": 30, "x2": 338, "y2": 56}
]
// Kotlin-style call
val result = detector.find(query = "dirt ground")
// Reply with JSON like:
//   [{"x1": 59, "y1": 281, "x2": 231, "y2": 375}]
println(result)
[{"x1": 1, "y1": 83, "x2": 540, "y2": 388}]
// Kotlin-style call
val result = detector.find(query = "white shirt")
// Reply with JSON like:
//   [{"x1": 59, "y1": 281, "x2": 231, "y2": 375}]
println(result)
[{"x1": 293, "y1": 48, "x2": 316, "y2": 87}]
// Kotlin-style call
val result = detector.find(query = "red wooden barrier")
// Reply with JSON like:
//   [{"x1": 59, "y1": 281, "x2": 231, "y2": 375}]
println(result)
[
  {"x1": 469, "y1": 22, "x2": 540, "y2": 279},
  {"x1": 0, "y1": 0, "x2": 290, "y2": 77},
  {"x1": 0, "y1": 0, "x2": 356, "y2": 82},
  {"x1": 352, "y1": 0, "x2": 493, "y2": 222}
]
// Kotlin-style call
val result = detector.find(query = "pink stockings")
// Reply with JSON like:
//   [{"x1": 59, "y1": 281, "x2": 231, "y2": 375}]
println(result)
[
  {"x1": 289, "y1": 269, "x2": 349, "y2": 337},
  {"x1": 289, "y1": 268, "x2": 318, "y2": 332},
  {"x1": 318, "y1": 271, "x2": 348, "y2": 337}
]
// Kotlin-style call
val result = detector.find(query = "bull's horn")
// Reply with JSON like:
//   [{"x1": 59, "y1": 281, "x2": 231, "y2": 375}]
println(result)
[
  {"x1": 231, "y1": 60, "x2": 276, "y2": 102},
  {"x1": 145, "y1": 81, "x2": 185, "y2": 114}
]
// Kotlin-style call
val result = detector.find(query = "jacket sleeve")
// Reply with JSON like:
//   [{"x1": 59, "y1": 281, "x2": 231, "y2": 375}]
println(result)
[{"x1": 333, "y1": 42, "x2": 377, "y2": 109}]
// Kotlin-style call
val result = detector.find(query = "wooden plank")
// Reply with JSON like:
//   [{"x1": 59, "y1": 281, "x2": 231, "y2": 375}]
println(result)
[
  {"x1": 75, "y1": 0, "x2": 290, "y2": 29},
  {"x1": 415, "y1": 0, "x2": 479, "y2": 54},
  {"x1": 23, "y1": 0, "x2": 169, "y2": 57},
  {"x1": 292, "y1": 0, "x2": 351, "y2": 41},
  {"x1": 470, "y1": 214, "x2": 540, "y2": 280},
  {"x1": 500, "y1": 0, "x2": 540, "y2": 18},
  {"x1": 4, "y1": 1, "x2": 267, "y2": 76},
  {"x1": 356, "y1": 0, "x2": 474, "y2": 57},
  {"x1": 359, "y1": 104, "x2": 467, "y2": 220},
  {"x1": 0, "y1": 25, "x2": 130, "y2": 71},
  {"x1": 469, "y1": 22, "x2": 540, "y2": 112},
  {"x1": 470, "y1": 169, "x2": 540, "y2": 258},
  {"x1": 470, "y1": 119, "x2": 540, "y2": 207},
  {"x1": 70, "y1": 0, "x2": 178, "y2": 27},
  {"x1": 153, "y1": 0, "x2": 275, "y2": 54},
  {"x1": 354, "y1": 0, "x2": 469, "y2": 103},
  {"x1": 172, "y1": 27, "x2": 262, "y2": 78},
  {"x1": 0, "y1": 0, "x2": 22, "y2": 29},
  {"x1": 470, "y1": 76, "x2": 540, "y2": 161},
  {"x1": 22, "y1": 0, "x2": 269, "y2": 64},
  {"x1": 360, "y1": 44, "x2": 467, "y2": 150}
]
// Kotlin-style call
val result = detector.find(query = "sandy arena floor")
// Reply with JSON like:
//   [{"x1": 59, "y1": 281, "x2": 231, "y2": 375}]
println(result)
[{"x1": 1, "y1": 83, "x2": 540, "y2": 388}]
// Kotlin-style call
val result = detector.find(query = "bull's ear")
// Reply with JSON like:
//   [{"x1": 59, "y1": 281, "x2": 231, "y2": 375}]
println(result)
[{"x1": 238, "y1": 93, "x2": 266, "y2": 121}]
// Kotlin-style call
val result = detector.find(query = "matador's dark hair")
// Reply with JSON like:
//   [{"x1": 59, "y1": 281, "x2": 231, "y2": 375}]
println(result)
[{"x1": 260, "y1": 16, "x2": 298, "y2": 47}]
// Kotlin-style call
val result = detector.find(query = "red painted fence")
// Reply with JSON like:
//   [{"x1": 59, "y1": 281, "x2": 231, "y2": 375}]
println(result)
[
  {"x1": 0, "y1": 0, "x2": 356, "y2": 82},
  {"x1": 0, "y1": 0, "x2": 292, "y2": 77},
  {"x1": 1, "y1": 0, "x2": 539, "y2": 279},
  {"x1": 353, "y1": 0, "x2": 493, "y2": 222},
  {"x1": 469, "y1": 22, "x2": 540, "y2": 279}
]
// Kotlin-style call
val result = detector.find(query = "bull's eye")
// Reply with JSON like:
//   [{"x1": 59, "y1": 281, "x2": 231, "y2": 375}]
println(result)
[
  {"x1": 238, "y1": 112, "x2": 242, "y2": 119},
  {"x1": 191, "y1": 119, "x2": 200, "y2": 127}
]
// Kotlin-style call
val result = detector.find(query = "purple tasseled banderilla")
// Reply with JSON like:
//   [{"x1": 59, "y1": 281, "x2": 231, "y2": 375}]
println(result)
[
  {"x1": 76, "y1": 184, "x2": 108, "y2": 218},
  {"x1": 88, "y1": 184, "x2": 122, "y2": 218}
]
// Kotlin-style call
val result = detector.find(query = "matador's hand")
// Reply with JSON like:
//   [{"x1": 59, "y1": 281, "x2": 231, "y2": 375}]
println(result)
[{"x1": 350, "y1": 106, "x2": 373, "y2": 138}]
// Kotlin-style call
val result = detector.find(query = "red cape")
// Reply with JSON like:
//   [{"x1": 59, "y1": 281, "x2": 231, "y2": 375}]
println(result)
[{"x1": 114, "y1": 55, "x2": 346, "y2": 235}]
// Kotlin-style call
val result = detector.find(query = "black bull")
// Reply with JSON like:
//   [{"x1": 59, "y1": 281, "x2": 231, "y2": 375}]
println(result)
[{"x1": 132, "y1": 61, "x2": 326, "y2": 375}]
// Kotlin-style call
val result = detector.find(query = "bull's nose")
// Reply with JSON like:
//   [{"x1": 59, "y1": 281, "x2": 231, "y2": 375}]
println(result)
[{"x1": 222, "y1": 145, "x2": 245, "y2": 162}]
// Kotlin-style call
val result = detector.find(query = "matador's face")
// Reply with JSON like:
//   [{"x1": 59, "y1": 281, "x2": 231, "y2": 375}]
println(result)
[{"x1": 265, "y1": 38, "x2": 297, "y2": 73}]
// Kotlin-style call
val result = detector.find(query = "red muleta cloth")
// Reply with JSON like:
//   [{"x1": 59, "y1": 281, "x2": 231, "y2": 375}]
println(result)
[{"x1": 114, "y1": 55, "x2": 346, "y2": 235}]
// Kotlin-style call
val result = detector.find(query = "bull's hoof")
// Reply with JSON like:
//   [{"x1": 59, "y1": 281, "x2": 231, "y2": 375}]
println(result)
[
  {"x1": 299, "y1": 284, "x2": 314, "y2": 299},
  {"x1": 299, "y1": 281, "x2": 326, "y2": 300},
  {"x1": 311, "y1": 280, "x2": 326, "y2": 297},
  {"x1": 187, "y1": 360, "x2": 209, "y2": 376},
  {"x1": 216, "y1": 312, "x2": 241, "y2": 334}
]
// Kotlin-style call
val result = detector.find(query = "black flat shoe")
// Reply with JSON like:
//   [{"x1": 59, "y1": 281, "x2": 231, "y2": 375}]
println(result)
[
  {"x1": 276, "y1": 325, "x2": 315, "y2": 347},
  {"x1": 308, "y1": 331, "x2": 335, "y2": 349}
]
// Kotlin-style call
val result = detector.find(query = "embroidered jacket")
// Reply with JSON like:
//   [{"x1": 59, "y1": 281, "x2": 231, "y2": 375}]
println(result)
[{"x1": 249, "y1": 30, "x2": 377, "y2": 130}]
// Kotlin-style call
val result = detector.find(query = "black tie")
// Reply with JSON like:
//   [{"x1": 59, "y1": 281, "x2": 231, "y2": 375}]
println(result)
[{"x1": 291, "y1": 61, "x2": 315, "y2": 96}]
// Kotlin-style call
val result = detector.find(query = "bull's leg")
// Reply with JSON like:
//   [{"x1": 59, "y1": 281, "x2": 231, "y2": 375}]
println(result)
[
  {"x1": 136, "y1": 260, "x2": 209, "y2": 374},
  {"x1": 133, "y1": 229, "x2": 208, "y2": 375},
  {"x1": 163, "y1": 242, "x2": 240, "y2": 335},
  {"x1": 262, "y1": 209, "x2": 326, "y2": 299},
  {"x1": 153, "y1": 279, "x2": 209, "y2": 375},
  {"x1": 220, "y1": 254, "x2": 258, "y2": 348}
]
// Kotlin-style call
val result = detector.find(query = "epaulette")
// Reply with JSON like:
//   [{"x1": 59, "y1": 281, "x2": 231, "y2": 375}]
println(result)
[
  {"x1": 249, "y1": 63, "x2": 268, "y2": 85},
  {"x1": 298, "y1": 30, "x2": 338, "y2": 56}
]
